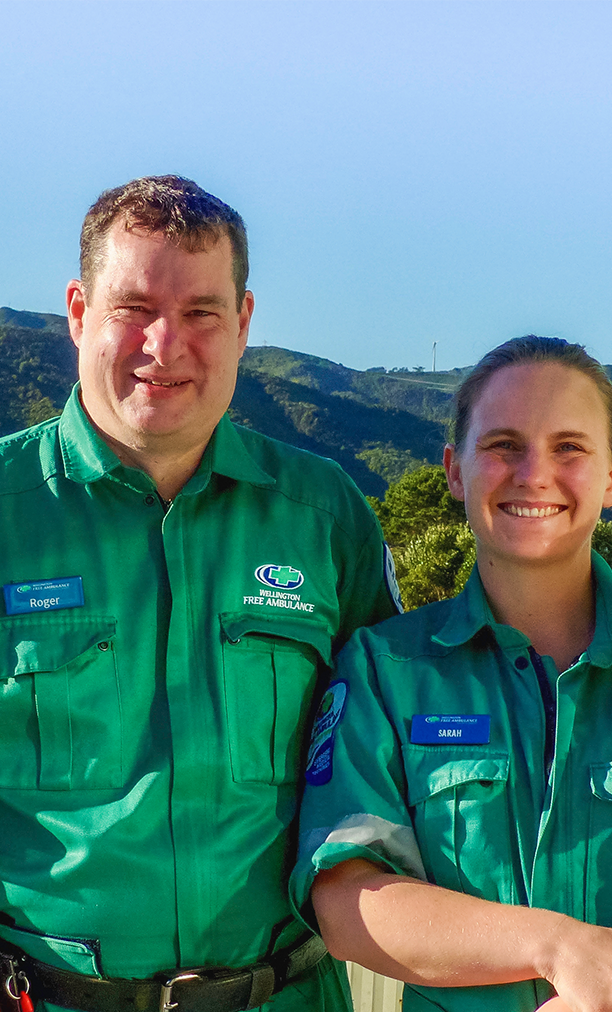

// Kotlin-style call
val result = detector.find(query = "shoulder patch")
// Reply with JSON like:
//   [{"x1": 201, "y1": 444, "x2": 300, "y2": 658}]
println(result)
[
  {"x1": 305, "y1": 680, "x2": 348, "y2": 786},
  {"x1": 384, "y1": 543, "x2": 404, "y2": 614}
]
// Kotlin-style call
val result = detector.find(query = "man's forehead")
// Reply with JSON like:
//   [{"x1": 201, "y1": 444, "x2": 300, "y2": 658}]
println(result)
[{"x1": 105, "y1": 216, "x2": 226, "y2": 255}]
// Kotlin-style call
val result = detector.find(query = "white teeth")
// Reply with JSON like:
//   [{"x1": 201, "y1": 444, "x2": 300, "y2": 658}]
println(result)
[
  {"x1": 503, "y1": 504, "x2": 562, "y2": 518},
  {"x1": 141, "y1": 378, "x2": 181, "y2": 387}
]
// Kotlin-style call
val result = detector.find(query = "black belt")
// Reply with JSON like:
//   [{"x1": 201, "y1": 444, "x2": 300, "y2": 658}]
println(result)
[{"x1": 0, "y1": 934, "x2": 327, "y2": 1012}]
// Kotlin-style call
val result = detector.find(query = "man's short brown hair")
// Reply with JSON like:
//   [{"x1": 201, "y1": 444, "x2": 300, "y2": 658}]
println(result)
[{"x1": 80, "y1": 175, "x2": 249, "y2": 310}]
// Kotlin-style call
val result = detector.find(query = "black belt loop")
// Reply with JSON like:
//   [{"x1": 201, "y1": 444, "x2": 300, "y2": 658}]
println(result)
[{"x1": 244, "y1": 964, "x2": 276, "y2": 1011}]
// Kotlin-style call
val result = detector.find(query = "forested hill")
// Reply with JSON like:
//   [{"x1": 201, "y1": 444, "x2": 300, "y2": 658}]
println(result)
[
  {"x1": 12, "y1": 307, "x2": 608, "y2": 498},
  {"x1": 230, "y1": 349, "x2": 468, "y2": 495},
  {"x1": 0, "y1": 307, "x2": 76, "y2": 434}
]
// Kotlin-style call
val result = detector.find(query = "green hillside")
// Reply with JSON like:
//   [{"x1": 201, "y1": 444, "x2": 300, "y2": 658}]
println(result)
[
  {"x1": 0, "y1": 308, "x2": 76, "y2": 433},
  {"x1": 4, "y1": 309, "x2": 612, "y2": 497},
  {"x1": 0, "y1": 310, "x2": 468, "y2": 495}
]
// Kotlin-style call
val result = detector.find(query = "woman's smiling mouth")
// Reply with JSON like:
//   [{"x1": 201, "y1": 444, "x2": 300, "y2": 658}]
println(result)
[{"x1": 499, "y1": 503, "x2": 567, "y2": 518}]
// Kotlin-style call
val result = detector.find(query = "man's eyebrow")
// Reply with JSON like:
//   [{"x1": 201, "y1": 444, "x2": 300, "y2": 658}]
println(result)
[
  {"x1": 107, "y1": 290, "x2": 229, "y2": 309},
  {"x1": 108, "y1": 288, "x2": 149, "y2": 304},
  {"x1": 187, "y1": 295, "x2": 228, "y2": 309}
]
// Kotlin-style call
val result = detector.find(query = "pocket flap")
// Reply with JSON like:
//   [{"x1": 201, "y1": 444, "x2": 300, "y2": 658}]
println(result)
[
  {"x1": 591, "y1": 761, "x2": 612, "y2": 801},
  {"x1": 220, "y1": 611, "x2": 331, "y2": 666},
  {"x1": 402, "y1": 747, "x2": 510, "y2": 806},
  {"x1": 0, "y1": 923, "x2": 101, "y2": 975},
  {"x1": 0, "y1": 615, "x2": 116, "y2": 677}
]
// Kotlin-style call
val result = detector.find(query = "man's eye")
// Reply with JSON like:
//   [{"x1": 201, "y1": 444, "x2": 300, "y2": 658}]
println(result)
[
  {"x1": 189, "y1": 309, "x2": 212, "y2": 318},
  {"x1": 558, "y1": 442, "x2": 582, "y2": 453}
]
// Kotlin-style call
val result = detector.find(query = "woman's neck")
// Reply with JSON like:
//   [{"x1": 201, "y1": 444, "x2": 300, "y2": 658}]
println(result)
[{"x1": 477, "y1": 549, "x2": 595, "y2": 672}]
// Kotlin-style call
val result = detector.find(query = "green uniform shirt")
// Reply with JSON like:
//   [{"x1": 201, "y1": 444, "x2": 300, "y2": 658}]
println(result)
[
  {"x1": 292, "y1": 553, "x2": 612, "y2": 1012},
  {"x1": 0, "y1": 386, "x2": 396, "y2": 1010}
]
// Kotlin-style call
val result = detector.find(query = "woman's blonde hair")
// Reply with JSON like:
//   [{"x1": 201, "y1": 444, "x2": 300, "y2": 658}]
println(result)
[{"x1": 453, "y1": 335, "x2": 612, "y2": 451}]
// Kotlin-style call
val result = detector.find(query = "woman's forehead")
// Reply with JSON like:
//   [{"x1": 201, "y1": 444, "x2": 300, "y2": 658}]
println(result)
[{"x1": 474, "y1": 362, "x2": 607, "y2": 422}]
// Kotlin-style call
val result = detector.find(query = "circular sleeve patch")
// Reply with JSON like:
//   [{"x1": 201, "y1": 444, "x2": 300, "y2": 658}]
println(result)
[
  {"x1": 384, "y1": 543, "x2": 404, "y2": 614},
  {"x1": 305, "y1": 680, "x2": 348, "y2": 786}
]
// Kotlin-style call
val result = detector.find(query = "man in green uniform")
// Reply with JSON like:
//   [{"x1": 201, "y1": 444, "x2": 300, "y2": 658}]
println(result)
[{"x1": 0, "y1": 175, "x2": 398, "y2": 1012}]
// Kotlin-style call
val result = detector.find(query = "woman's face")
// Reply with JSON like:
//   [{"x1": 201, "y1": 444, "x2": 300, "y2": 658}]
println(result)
[{"x1": 444, "y1": 362, "x2": 612, "y2": 569}]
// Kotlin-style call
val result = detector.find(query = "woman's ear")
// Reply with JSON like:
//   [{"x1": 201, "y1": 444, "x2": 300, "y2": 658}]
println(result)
[
  {"x1": 443, "y1": 443, "x2": 465, "y2": 502},
  {"x1": 603, "y1": 462, "x2": 612, "y2": 511}
]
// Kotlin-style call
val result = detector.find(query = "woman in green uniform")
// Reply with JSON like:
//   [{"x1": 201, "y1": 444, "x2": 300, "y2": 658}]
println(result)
[{"x1": 292, "y1": 336, "x2": 612, "y2": 1012}]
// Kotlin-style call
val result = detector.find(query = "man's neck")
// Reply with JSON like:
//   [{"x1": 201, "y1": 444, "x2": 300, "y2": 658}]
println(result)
[
  {"x1": 477, "y1": 548, "x2": 595, "y2": 673},
  {"x1": 97, "y1": 429, "x2": 209, "y2": 501}
]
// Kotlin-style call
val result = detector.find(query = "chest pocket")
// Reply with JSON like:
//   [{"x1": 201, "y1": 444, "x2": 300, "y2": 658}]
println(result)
[
  {"x1": 221, "y1": 613, "x2": 331, "y2": 786},
  {"x1": 0, "y1": 615, "x2": 120, "y2": 791},
  {"x1": 402, "y1": 746, "x2": 514, "y2": 903},
  {"x1": 586, "y1": 761, "x2": 612, "y2": 924}
]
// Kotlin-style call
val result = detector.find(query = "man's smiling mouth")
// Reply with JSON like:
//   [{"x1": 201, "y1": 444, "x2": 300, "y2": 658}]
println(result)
[
  {"x1": 499, "y1": 504, "x2": 566, "y2": 518},
  {"x1": 137, "y1": 377, "x2": 186, "y2": 388}
]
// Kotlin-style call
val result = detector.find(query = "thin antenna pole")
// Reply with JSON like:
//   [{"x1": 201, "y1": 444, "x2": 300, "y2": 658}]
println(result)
[{"x1": 432, "y1": 341, "x2": 437, "y2": 373}]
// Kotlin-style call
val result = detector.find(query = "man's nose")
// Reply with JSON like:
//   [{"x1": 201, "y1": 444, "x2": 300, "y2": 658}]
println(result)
[{"x1": 141, "y1": 317, "x2": 181, "y2": 365}]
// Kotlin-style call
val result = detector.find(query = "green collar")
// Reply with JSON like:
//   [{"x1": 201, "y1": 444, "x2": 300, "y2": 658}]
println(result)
[
  {"x1": 433, "y1": 551, "x2": 612, "y2": 667},
  {"x1": 432, "y1": 566, "x2": 529, "y2": 651},
  {"x1": 59, "y1": 385, "x2": 275, "y2": 495}
]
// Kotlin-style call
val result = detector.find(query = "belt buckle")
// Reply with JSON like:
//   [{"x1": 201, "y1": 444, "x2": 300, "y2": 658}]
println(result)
[{"x1": 159, "y1": 971, "x2": 202, "y2": 1012}]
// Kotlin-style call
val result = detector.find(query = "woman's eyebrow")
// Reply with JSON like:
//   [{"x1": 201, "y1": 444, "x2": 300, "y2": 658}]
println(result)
[
  {"x1": 478, "y1": 428, "x2": 522, "y2": 439},
  {"x1": 553, "y1": 429, "x2": 591, "y2": 441}
]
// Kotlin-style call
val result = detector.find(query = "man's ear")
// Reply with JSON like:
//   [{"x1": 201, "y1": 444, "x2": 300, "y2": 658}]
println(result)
[
  {"x1": 443, "y1": 443, "x2": 465, "y2": 502},
  {"x1": 237, "y1": 290, "x2": 255, "y2": 359},
  {"x1": 66, "y1": 280, "x2": 86, "y2": 349}
]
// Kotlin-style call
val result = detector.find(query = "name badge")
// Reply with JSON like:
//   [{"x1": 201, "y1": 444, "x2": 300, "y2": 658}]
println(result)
[
  {"x1": 411, "y1": 714, "x2": 491, "y2": 744},
  {"x1": 3, "y1": 577, "x2": 84, "y2": 616}
]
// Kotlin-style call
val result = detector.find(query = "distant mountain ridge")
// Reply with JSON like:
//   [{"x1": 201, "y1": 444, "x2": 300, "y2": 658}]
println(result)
[{"x1": 4, "y1": 307, "x2": 605, "y2": 497}]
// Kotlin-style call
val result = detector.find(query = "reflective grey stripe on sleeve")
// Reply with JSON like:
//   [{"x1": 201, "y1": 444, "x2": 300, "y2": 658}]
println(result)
[{"x1": 305, "y1": 814, "x2": 427, "y2": 880}]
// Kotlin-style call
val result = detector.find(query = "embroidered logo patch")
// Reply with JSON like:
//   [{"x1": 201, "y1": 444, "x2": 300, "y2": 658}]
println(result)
[
  {"x1": 255, "y1": 564, "x2": 304, "y2": 590},
  {"x1": 306, "y1": 680, "x2": 348, "y2": 786}
]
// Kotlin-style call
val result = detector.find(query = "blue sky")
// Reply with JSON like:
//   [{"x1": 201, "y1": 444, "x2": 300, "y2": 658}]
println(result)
[{"x1": 2, "y1": 0, "x2": 612, "y2": 371}]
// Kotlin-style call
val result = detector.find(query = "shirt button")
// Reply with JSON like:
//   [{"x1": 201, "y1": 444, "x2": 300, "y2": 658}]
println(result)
[
  {"x1": 144, "y1": 494, "x2": 156, "y2": 506},
  {"x1": 515, "y1": 656, "x2": 529, "y2": 670},
  {"x1": 98, "y1": 641, "x2": 110, "y2": 652}
]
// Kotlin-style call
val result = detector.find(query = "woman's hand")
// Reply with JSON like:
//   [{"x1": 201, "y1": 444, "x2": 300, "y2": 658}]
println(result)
[
  {"x1": 313, "y1": 860, "x2": 612, "y2": 1010},
  {"x1": 537, "y1": 917, "x2": 612, "y2": 1012}
]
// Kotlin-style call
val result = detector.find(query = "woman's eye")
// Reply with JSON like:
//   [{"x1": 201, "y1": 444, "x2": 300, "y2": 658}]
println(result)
[{"x1": 490, "y1": 440, "x2": 516, "y2": 451}]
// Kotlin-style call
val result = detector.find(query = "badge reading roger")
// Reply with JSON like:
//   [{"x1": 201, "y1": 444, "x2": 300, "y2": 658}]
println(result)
[
  {"x1": 306, "y1": 680, "x2": 348, "y2": 786},
  {"x1": 4, "y1": 577, "x2": 84, "y2": 616}
]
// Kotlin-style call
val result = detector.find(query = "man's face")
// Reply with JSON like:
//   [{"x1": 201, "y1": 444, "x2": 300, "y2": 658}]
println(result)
[{"x1": 67, "y1": 220, "x2": 254, "y2": 457}]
